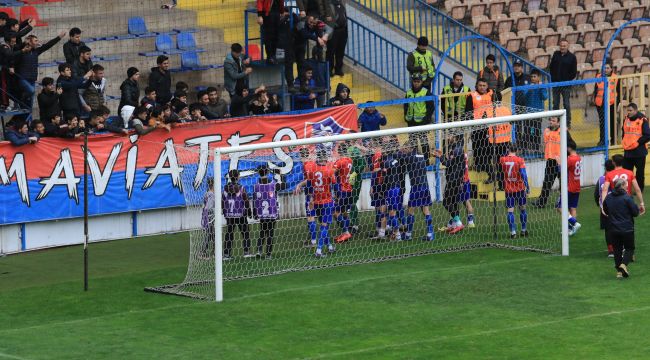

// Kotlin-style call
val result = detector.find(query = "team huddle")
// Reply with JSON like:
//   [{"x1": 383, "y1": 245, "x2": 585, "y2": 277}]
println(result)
[{"x1": 201, "y1": 127, "x2": 595, "y2": 259}]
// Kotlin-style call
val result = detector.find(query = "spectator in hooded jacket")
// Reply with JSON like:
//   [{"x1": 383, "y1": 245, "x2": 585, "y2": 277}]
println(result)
[
  {"x1": 118, "y1": 67, "x2": 140, "y2": 126},
  {"x1": 63, "y1": 27, "x2": 85, "y2": 64},
  {"x1": 292, "y1": 66, "x2": 317, "y2": 110},
  {"x1": 148, "y1": 55, "x2": 172, "y2": 105},
  {"x1": 5, "y1": 18, "x2": 33, "y2": 49},
  {"x1": 328, "y1": 83, "x2": 353, "y2": 106},
  {"x1": 326, "y1": 0, "x2": 347, "y2": 76},
  {"x1": 170, "y1": 90, "x2": 187, "y2": 110},
  {"x1": 56, "y1": 62, "x2": 92, "y2": 118},
  {"x1": 14, "y1": 31, "x2": 66, "y2": 109},
  {"x1": 603, "y1": 178, "x2": 642, "y2": 279},
  {"x1": 5, "y1": 120, "x2": 38, "y2": 146},
  {"x1": 37, "y1": 77, "x2": 62, "y2": 122},
  {"x1": 140, "y1": 87, "x2": 158, "y2": 111},
  {"x1": 358, "y1": 102, "x2": 387, "y2": 133}
]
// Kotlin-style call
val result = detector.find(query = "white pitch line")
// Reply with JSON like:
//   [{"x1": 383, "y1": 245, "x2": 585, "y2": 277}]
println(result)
[{"x1": 306, "y1": 306, "x2": 650, "y2": 359}]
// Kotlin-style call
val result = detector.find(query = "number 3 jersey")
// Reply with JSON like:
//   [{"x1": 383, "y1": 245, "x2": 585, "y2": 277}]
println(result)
[
  {"x1": 254, "y1": 181, "x2": 279, "y2": 220},
  {"x1": 305, "y1": 163, "x2": 336, "y2": 205},
  {"x1": 500, "y1": 154, "x2": 527, "y2": 193}
]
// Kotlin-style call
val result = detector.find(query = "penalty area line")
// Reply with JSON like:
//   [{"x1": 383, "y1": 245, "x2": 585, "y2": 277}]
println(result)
[{"x1": 306, "y1": 306, "x2": 650, "y2": 359}]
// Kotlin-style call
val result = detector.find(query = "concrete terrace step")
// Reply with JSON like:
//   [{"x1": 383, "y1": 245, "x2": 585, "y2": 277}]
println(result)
[
  {"x1": 38, "y1": 28, "x2": 226, "y2": 63},
  {"x1": 23, "y1": 0, "x2": 171, "y2": 19},
  {"x1": 28, "y1": 9, "x2": 198, "y2": 43}
]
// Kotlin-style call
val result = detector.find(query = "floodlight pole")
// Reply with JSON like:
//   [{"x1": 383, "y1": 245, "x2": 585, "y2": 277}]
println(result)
[
  {"x1": 560, "y1": 111, "x2": 569, "y2": 256},
  {"x1": 83, "y1": 127, "x2": 89, "y2": 291}
]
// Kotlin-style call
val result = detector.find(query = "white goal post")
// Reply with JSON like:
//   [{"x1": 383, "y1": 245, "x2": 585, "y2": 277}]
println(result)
[{"x1": 211, "y1": 109, "x2": 570, "y2": 302}]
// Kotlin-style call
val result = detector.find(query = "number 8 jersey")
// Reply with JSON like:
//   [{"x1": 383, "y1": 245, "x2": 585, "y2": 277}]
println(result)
[{"x1": 567, "y1": 153, "x2": 582, "y2": 193}]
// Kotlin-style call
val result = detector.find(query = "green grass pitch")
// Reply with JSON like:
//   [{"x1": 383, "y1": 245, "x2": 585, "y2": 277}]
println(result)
[{"x1": 1, "y1": 188, "x2": 649, "y2": 359}]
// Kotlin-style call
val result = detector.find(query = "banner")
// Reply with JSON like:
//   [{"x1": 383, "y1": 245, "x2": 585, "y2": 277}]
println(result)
[{"x1": 0, "y1": 105, "x2": 358, "y2": 225}]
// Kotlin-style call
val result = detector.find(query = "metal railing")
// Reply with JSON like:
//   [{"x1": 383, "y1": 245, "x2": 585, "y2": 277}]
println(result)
[
  {"x1": 350, "y1": 0, "x2": 550, "y2": 83},
  {"x1": 347, "y1": 18, "x2": 452, "y2": 94}
]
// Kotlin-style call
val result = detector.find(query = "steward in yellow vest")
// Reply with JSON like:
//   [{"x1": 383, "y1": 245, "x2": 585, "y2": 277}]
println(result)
[
  {"x1": 407, "y1": 36, "x2": 436, "y2": 89},
  {"x1": 404, "y1": 74, "x2": 434, "y2": 162}
]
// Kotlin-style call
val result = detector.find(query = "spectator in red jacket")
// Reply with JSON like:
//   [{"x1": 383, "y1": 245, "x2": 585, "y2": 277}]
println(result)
[{"x1": 256, "y1": 0, "x2": 288, "y2": 65}]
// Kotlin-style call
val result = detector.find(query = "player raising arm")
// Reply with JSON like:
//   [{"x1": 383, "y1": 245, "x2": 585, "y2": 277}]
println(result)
[
  {"x1": 295, "y1": 149, "x2": 337, "y2": 257},
  {"x1": 253, "y1": 165, "x2": 287, "y2": 260},
  {"x1": 500, "y1": 145, "x2": 529, "y2": 238}
]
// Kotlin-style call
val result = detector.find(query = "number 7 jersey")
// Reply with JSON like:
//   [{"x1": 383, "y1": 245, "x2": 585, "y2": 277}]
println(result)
[
  {"x1": 500, "y1": 154, "x2": 527, "y2": 193},
  {"x1": 305, "y1": 162, "x2": 336, "y2": 205}
]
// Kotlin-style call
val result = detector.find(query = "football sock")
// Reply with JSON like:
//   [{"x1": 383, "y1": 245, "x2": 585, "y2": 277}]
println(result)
[
  {"x1": 375, "y1": 210, "x2": 383, "y2": 229},
  {"x1": 388, "y1": 215, "x2": 398, "y2": 231},
  {"x1": 343, "y1": 216, "x2": 350, "y2": 233},
  {"x1": 308, "y1": 221, "x2": 317, "y2": 241},
  {"x1": 507, "y1": 212, "x2": 516, "y2": 232},
  {"x1": 407, "y1": 214, "x2": 415, "y2": 233},
  {"x1": 399, "y1": 208, "x2": 406, "y2": 227},
  {"x1": 468, "y1": 213, "x2": 475, "y2": 223},
  {"x1": 520, "y1": 210, "x2": 528, "y2": 231},
  {"x1": 318, "y1": 225, "x2": 329, "y2": 248},
  {"x1": 568, "y1": 216, "x2": 577, "y2": 226},
  {"x1": 425, "y1": 214, "x2": 433, "y2": 234}
]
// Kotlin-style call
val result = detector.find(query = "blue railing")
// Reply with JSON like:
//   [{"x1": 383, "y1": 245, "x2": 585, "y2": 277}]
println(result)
[
  {"x1": 351, "y1": 0, "x2": 550, "y2": 83},
  {"x1": 347, "y1": 18, "x2": 452, "y2": 94}
]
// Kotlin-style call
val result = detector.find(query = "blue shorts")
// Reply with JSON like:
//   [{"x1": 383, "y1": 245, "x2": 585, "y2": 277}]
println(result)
[
  {"x1": 461, "y1": 181, "x2": 471, "y2": 202},
  {"x1": 505, "y1": 191, "x2": 527, "y2": 208},
  {"x1": 314, "y1": 202, "x2": 334, "y2": 224},
  {"x1": 337, "y1": 191, "x2": 353, "y2": 212},
  {"x1": 371, "y1": 186, "x2": 385, "y2": 208},
  {"x1": 556, "y1": 192, "x2": 580, "y2": 209},
  {"x1": 386, "y1": 186, "x2": 403, "y2": 211},
  {"x1": 408, "y1": 185, "x2": 432, "y2": 207}
]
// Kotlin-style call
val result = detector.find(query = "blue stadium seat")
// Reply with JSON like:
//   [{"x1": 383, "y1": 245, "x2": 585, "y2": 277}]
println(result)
[
  {"x1": 169, "y1": 51, "x2": 222, "y2": 72},
  {"x1": 177, "y1": 32, "x2": 203, "y2": 52},
  {"x1": 127, "y1": 17, "x2": 156, "y2": 38},
  {"x1": 139, "y1": 34, "x2": 183, "y2": 57}
]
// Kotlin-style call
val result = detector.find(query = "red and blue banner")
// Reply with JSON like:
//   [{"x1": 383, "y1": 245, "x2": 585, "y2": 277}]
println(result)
[{"x1": 0, "y1": 105, "x2": 358, "y2": 225}]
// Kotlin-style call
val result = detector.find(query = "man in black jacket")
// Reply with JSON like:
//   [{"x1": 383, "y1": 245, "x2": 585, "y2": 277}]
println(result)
[
  {"x1": 549, "y1": 39, "x2": 577, "y2": 128},
  {"x1": 603, "y1": 178, "x2": 641, "y2": 278},
  {"x1": 56, "y1": 63, "x2": 91, "y2": 118},
  {"x1": 63, "y1": 27, "x2": 85, "y2": 64},
  {"x1": 72, "y1": 45, "x2": 93, "y2": 78},
  {"x1": 118, "y1": 67, "x2": 140, "y2": 123},
  {"x1": 148, "y1": 55, "x2": 172, "y2": 105},
  {"x1": 36, "y1": 77, "x2": 61, "y2": 122},
  {"x1": 325, "y1": 0, "x2": 347, "y2": 76},
  {"x1": 14, "y1": 31, "x2": 65, "y2": 109}
]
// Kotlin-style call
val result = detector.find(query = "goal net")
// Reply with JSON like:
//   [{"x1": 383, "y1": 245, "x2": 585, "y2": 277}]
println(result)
[{"x1": 146, "y1": 109, "x2": 569, "y2": 301}]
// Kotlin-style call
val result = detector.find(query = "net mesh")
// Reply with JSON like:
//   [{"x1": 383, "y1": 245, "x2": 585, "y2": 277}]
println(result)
[{"x1": 146, "y1": 111, "x2": 564, "y2": 300}]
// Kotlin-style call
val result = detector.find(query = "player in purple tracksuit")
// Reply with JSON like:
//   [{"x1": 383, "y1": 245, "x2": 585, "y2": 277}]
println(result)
[
  {"x1": 253, "y1": 165, "x2": 287, "y2": 259},
  {"x1": 222, "y1": 170, "x2": 252, "y2": 260},
  {"x1": 595, "y1": 159, "x2": 616, "y2": 257}
]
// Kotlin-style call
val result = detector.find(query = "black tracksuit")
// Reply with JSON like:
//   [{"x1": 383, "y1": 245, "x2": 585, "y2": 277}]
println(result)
[
  {"x1": 603, "y1": 187, "x2": 639, "y2": 270},
  {"x1": 622, "y1": 112, "x2": 650, "y2": 192}
]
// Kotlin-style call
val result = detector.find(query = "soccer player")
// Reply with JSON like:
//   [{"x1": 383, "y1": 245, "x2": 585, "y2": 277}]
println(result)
[
  {"x1": 601, "y1": 154, "x2": 645, "y2": 215},
  {"x1": 333, "y1": 143, "x2": 353, "y2": 243},
  {"x1": 253, "y1": 166, "x2": 286, "y2": 260},
  {"x1": 381, "y1": 136, "x2": 405, "y2": 240},
  {"x1": 462, "y1": 152, "x2": 476, "y2": 228},
  {"x1": 201, "y1": 177, "x2": 216, "y2": 259},
  {"x1": 299, "y1": 147, "x2": 318, "y2": 247},
  {"x1": 295, "y1": 149, "x2": 337, "y2": 257},
  {"x1": 370, "y1": 137, "x2": 387, "y2": 239},
  {"x1": 221, "y1": 170, "x2": 252, "y2": 260},
  {"x1": 557, "y1": 141, "x2": 582, "y2": 236},
  {"x1": 401, "y1": 140, "x2": 434, "y2": 241},
  {"x1": 500, "y1": 145, "x2": 529, "y2": 238},
  {"x1": 595, "y1": 159, "x2": 616, "y2": 257},
  {"x1": 433, "y1": 134, "x2": 466, "y2": 234}
]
